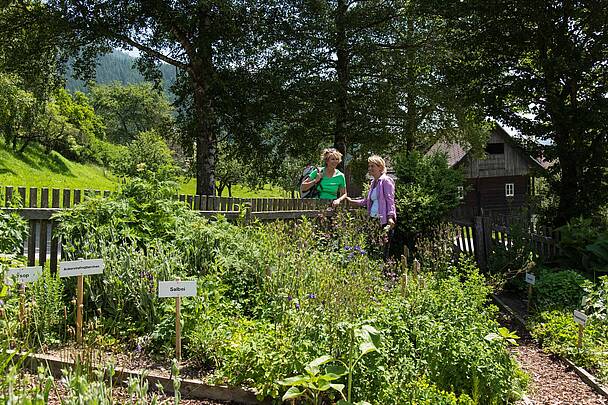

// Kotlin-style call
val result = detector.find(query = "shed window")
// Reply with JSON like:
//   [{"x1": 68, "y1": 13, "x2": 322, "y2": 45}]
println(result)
[
  {"x1": 457, "y1": 186, "x2": 464, "y2": 200},
  {"x1": 486, "y1": 143, "x2": 505, "y2": 154},
  {"x1": 505, "y1": 183, "x2": 514, "y2": 197}
]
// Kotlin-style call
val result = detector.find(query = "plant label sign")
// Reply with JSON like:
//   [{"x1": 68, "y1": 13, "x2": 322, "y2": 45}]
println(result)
[
  {"x1": 59, "y1": 259, "x2": 104, "y2": 278},
  {"x1": 573, "y1": 310, "x2": 587, "y2": 327},
  {"x1": 5, "y1": 266, "x2": 42, "y2": 285},
  {"x1": 158, "y1": 281, "x2": 197, "y2": 298},
  {"x1": 525, "y1": 273, "x2": 536, "y2": 285}
]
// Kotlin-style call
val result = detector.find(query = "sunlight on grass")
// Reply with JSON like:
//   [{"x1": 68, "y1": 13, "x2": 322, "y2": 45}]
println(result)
[
  {"x1": 179, "y1": 178, "x2": 288, "y2": 198},
  {"x1": 0, "y1": 144, "x2": 289, "y2": 198},
  {"x1": 0, "y1": 144, "x2": 118, "y2": 191}
]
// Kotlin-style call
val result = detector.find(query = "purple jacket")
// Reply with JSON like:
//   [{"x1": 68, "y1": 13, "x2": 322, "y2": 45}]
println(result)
[{"x1": 352, "y1": 174, "x2": 396, "y2": 225}]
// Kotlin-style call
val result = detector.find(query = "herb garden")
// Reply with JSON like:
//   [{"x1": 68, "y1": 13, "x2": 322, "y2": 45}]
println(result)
[{"x1": 0, "y1": 179, "x2": 534, "y2": 404}]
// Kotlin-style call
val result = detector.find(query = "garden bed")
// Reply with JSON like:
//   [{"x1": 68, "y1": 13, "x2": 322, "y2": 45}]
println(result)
[{"x1": 9, "y1": 348, "x2": 262, "y2": 404}]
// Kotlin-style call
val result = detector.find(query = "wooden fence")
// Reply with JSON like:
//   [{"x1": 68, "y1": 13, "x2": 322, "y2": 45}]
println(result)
[
  {"x1": 0, "y1": 185, "x2": 334, "y2": 273},
  {"x1": 452, "y1": 214, "x2": 561, "y2": 270}
]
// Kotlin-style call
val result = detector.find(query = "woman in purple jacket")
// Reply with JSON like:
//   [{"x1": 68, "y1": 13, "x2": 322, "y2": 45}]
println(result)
[{"x1": 347, "y1": 155, "x2": 396, "y2": 230}]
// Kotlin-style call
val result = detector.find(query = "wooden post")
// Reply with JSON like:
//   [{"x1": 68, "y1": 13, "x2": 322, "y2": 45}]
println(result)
[
  {"x1": 19, "y1": 283, "x2": 26, "y2": 323},
  {"x1": 76, "y1": 274, "x2": 84, "y2": 344},
  {"x1": 413, "y1": 259, "x2": 420, "y2": 284},
  {"x1": 176, "y1": 295, "x2": 181, "y2": 361},
  {"x1": 577, "y1": 324, "x2": 584, "y2": 349},
  {"x1": 527, "y1": 284, "x2": 532, "y2": 313},
  {"x1": 473, "y1": 216, "x2": 487, "y2": 271}
]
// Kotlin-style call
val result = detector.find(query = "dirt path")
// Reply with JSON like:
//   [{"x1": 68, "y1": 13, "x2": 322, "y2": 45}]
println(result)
[{"x1": 496, "y1": 298, "x2": 608, "y2": 405}]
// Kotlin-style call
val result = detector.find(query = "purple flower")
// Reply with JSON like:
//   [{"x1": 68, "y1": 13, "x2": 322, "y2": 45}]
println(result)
[
  {"x1": 295, "y1": 302, "x2": 300, "y2": 310},
  {"x1": 135, "y1": 343, "x2": 142, "y2": 353},
  {"x1": 348, "y1": 252, "x2": 355, "y2": 259},
  {"x1": 0, "y1": 299, "x2": 4, "y2": 306},
  {"x1": 287, "y1": 295, "x2": 293, "y2": 302},
  {"x1": 344, "y1": 246, "x2": 351, "y2": 251},
  {"x1": 307, "y1": 293, "x2": 316, "y2": 299}
]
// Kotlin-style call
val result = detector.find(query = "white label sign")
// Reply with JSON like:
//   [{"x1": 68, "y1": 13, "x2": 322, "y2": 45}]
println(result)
[
  {"x1": 5, "y1": 266, "x2": 42, "y2": 285},
  {"x1": 525, "y1": 273, "x2": 536, "y2": 285},
  {"x1": 59, "y1": 259, "x2": 104, "y2": 277},
  {"x1": 573, "y1": 310, "x2": 587, "y2": 327},
  {"x1": 158, "y1": 281, "x2": 197, "y2": 298}
]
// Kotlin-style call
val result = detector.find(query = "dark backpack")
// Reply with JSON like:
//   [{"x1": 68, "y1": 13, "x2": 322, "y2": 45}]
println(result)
[{"x1": 299, "y1": 166, "x2": 323, "y2": 198}]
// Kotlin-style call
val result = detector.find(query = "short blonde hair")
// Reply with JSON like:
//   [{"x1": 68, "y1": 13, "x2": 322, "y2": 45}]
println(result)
[
  {"x1": 321, "y1": 148, "x2": 343, "y2": 166},
  {"x1": 368, "y1": 155, "x2": 386, "y2": 174}
]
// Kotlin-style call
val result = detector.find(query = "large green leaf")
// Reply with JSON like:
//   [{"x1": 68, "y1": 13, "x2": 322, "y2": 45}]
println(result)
[
  {"x1": 278, "y1": 375, "x2": 309, "y2": 386},
  {"x1": 324, "y1": 364, "x2": 348, "y2": 379},
  {"x1": 282, "y1": 386, "x2": 304, "y2": 401},
  {"x1": 305, "y1": 355, "x2": 334, "y2": 375},
  {"x1": 359, "y1": 341, "x2": 377, "y2": 355}
]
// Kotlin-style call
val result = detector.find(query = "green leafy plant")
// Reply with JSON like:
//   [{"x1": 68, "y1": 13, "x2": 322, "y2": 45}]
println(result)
[
  {"x1": 0, "y1": 210, "x2": 27, "y2": 255},
  {"x1": 278, "y1": 323, "x2": 379, "y2": 405},
  {"x1": 558, "y1": 217, "x2": 608, "y2": 273}
]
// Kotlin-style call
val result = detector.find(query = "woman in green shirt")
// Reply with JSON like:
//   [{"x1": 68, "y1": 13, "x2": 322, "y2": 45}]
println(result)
[{"x1": 301, "y1": 148, "x2": 348, "y2": 206}]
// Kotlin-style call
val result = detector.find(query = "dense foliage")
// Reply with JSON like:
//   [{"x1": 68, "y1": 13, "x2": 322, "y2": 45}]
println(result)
[
  {"x1": 528, "y1": 269, "x2": 608, "y2": 384},
  {"x1": 1, "y1": 180, "x2": 527, "y2": 403}
]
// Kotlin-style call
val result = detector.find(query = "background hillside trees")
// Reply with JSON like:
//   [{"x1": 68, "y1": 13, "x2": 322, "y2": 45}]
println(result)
[{"x1": 90, "y1": 82, "x2": 175, "y2": 144}]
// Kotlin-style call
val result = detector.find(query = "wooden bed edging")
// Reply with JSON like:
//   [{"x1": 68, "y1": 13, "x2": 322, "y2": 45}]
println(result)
[
  {"x1": 491, "y1": 294, "x2": 608, "y2": 400},
  {"x1": 9, "y1": 350, "x2": 271, "y2": 404}
]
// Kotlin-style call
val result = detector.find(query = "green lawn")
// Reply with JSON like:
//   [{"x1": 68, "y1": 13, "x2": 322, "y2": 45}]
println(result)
[
  {"x1": 180, "y1": 178, "x2": 287, "y2": 198},
  {"x1": 0, "y1": 143, "x2": 287, "y2": 198},
  {"x1": 0, "y1": 144, "x2": 118, "y2": 191}
]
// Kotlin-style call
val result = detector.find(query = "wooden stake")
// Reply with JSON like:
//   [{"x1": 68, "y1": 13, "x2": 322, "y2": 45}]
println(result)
[
  {"x1": 577, "y1": 324, "x2": 584, "y2": 349},
  {"x1": 176, "y1": 295, "x2": 181, "y2": 361},
  {"x1": 19, "y1": 283, "x2": 26, "y2": 323},
  {"x1": 413, "y1": 259, "x2": 420, "y2": 278},
  {"x1": 76, "y1": 274, "x2": 84, "y2": 344},
  {"x1": 527, "y1": 284, "x2": 533, "y2": 313}
]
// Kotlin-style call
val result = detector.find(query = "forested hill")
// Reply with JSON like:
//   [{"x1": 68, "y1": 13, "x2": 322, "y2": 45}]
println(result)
[{"x1": 65, "y1": 50, "x2": 176, "y2": 93}]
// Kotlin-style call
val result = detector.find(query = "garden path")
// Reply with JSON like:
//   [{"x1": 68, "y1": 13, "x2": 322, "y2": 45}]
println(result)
[{"x1": 498, "y1": 299, "x2": 608, "y2": 405}]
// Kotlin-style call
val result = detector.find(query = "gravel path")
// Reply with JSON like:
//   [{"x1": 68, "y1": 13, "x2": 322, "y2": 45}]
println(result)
[{"x1": 497, "y1": 296, "x2": 608, "y2": 405}]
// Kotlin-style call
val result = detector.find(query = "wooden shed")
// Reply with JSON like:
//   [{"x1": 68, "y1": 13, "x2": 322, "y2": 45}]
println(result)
[{"x1": 428, "y1": 125, "x2": 546, "y2": 218}]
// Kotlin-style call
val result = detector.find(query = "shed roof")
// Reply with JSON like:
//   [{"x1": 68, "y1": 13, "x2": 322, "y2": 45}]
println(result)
[{"x1": 426, "y1": 124, "x2": 546, "y2": 171}]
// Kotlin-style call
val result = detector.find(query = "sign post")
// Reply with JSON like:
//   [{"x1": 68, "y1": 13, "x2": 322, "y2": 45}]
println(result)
[
  {"x1": 525, "y1": 273, "x2": 536, "y2": 312},
  {"x1": 158, "y1": 280, "x2": 197, "y2": 361},
  {"x1": 573, "y1": 310, "x2": 587, "y2": 349},
  {"x1": 59, "y1": 259, "x2": 104, "y2": 344},
  {"x1": 6, "y1": 266, "x2": 42, "y2": 322}
]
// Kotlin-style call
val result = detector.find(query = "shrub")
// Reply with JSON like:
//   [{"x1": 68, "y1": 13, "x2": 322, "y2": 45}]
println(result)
[
  {"x1": 532, "y1": 268, "x2": 586, "y2": 311},
  {"x1": 0, "y1": 211, "x2": 27, "y2": 255},
  {"x1": 392, "y1": 151, "x2": 464, "y2": 249},
  {"x1": 557, "y1": 217, "x2": 608, "y2": 274},
  {"x1": 111, "y1": 130, "x2": 179, "y2": 180}
]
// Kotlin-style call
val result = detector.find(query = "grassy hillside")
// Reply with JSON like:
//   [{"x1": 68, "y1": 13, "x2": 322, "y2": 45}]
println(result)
[
  {"x1": 0, "y1": 144, "x2": 285, "y2": 198},
  {"x1": 0, "y1": 144, "x2": 118, "y2": 191}
]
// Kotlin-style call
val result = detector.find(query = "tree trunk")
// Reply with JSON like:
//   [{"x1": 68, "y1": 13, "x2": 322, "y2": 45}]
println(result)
[
  {"x1": 192, "y1": 47, "x2": 216, "y2": 196},
  {"x1": 334, "y1": 0, "x2": 349, "y2": 171},
  {"x1": 555, "y1": 131, "x2": 580, "y2": 226}
]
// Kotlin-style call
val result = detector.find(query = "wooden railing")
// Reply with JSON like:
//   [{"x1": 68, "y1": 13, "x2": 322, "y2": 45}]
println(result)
[{"x1": 0, "y1": 185, "x2": 328, "y2": 212}]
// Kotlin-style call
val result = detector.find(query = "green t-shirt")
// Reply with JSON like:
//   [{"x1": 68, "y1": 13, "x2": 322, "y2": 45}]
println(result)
[{"x1": 309, "y1": 168, "x2": 346, "y2": 200}]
